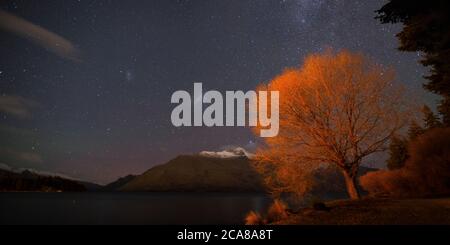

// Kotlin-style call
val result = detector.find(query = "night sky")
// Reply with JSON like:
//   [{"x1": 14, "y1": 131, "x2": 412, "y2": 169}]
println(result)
[{"x1": 0, "y1": 0, "x2": 431, "y2": 184}]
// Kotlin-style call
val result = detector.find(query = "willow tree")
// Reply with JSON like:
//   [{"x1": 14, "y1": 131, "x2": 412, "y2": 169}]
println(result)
[{"x1": 253, "y1": 51, "x2": 411, "y2": 199}]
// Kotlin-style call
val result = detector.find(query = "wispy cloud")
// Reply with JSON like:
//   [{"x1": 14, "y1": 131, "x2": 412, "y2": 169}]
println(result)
[
  {"x1": 16, "y1": 151, "x2": 43, "y2": 163},
  {"x1": 0, "y1": 147, "x2": 43, "y2": 164},
  {"x1": 0, "y1": 10, "x2": 81, "y2": 61},
  {"x1": 0, "y1": 95, "x2": 39, "y2": 119},
  {"x1": 0, "y1": 123, "x2": 36, "y2": 137},
  {"x1": 0, "y1": 162, "x2": 13, "y2": 171}
]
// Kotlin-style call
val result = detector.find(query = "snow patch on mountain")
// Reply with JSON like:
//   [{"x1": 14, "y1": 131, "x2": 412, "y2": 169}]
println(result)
[{"x1": 199, "y1": 147, "x2": 255, "y2": 159}]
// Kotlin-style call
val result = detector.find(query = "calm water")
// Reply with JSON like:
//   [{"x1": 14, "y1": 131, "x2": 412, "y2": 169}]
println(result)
[{"x1": 0, "y1": 192, "x2": 271, "y2": 225}]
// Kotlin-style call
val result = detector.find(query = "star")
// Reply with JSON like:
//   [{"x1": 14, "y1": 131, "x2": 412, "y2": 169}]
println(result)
[
  {"x1": 126, "y1": 70, "x2": 134, "y2": 81},
  {"x1": 0, "y1": 0, "x2": 429, "y2": 183}
]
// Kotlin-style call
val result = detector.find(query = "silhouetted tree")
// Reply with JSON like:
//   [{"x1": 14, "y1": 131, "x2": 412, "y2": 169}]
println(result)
[
  {"x1": 386, "y1": 105, "x2": 443, "y2": 170},
  {"x1": 386, "y1": 135, "x2": 409, "y2": 170},
  {"x1": 361, "y1": 127, "x2": 450, "y2": 197},
  {"x1": 407, "y1": 121, "x2": 424, "y2": 141},
  {"x1": 422, "y1": 105, "x2": 442, "y2": 129},
  {"x1": 376, "y1": 0, "x2": 450, "y2": 125}
]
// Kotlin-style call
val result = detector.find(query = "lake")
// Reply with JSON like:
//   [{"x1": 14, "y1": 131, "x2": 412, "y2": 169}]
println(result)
[{"x1": 0, "y1": 192, "x2": 271, "y2": 225}]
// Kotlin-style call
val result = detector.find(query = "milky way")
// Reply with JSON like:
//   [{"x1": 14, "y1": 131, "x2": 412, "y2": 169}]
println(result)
[{"x1": 0, "y1": 0, "x2": 430, "y2": 183}]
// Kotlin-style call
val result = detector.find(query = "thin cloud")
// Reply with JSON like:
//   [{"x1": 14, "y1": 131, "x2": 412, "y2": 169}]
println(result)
[
  {"x1": 0, "y1": 123, "x2": 36, "y2": 137},
  {"x1": 0, "y1": 10, "x2": 81, "y2": 62},
  {"x1": 16, "y1": 151, "x2": 43, "y2": 163},
  {"x1": 0, "y1": 147, "x2": 43, "y2": 164},
  {"x1": 0, "y1": 95, "x2": 39, "y2": 119},
  {"x1": 0, "y1": 162, "x2": 13, "y2": 171}
]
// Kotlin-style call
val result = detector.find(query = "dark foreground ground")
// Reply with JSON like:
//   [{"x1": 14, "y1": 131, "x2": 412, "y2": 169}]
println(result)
[{"x1": 279, "y1": 198, "x2": 450, "y2": 225}]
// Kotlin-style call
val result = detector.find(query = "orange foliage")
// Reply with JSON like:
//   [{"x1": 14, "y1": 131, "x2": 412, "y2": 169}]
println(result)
[
  {"x1": 244, "y1": 199, "x2": 289, "y2": 225},
  {"x1": 244, "y1": 211, "x2": 264, "y2": 225},
  {"x1": 266, "y1": 199, "x2": 289, "y2": 223},
  {"x1": 252, "y1": 50, "x2": 411, "y2": 199}
]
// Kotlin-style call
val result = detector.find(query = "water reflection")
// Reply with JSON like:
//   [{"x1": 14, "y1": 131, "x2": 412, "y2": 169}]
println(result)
[{"x1": 0, "y1": 192, "x2": 271, "y2": 225}]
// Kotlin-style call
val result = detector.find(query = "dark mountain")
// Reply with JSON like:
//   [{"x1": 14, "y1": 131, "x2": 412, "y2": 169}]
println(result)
[
  {"x1": 76, "y1": 180, "x2": 104, "y2": 191},
  {"x1": 120, "y1": 148, "x2": 378, "y2": 197},
  {"x1": 121, "y1": 154, "x2": 265, "y2": 192},
  {"x1": 0, "y1": 169, "x2": 86, "y2": 192},
  {"x1": 102, "y1": 174, "x2": 136, "y2": 191}
]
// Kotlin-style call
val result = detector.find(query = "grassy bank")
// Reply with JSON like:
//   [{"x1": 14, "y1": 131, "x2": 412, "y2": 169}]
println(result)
[{"x1": 278, "y1": 198, "x2": 450, "y2": 225}]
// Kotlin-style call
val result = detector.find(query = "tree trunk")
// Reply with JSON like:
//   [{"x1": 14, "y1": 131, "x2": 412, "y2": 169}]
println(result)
[{"x1": 342, "y1": 170, "x2": 360, "y2": 200}]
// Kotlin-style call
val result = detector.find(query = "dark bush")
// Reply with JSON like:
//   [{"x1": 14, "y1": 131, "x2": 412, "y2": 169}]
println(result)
[{"x1": 360, "y1": 128, "x2": 450, "y2": 197}]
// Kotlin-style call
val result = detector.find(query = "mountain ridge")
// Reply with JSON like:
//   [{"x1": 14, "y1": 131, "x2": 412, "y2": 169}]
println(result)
[
  {"x1": 121, "y1": 154, "x2": 265, "y2": 192},
  {"x1": 0, "y1": 168, "x2": 87, "y2": 192},
  {"x1": 120, "y1": 148, "x2": 378, "y2": 198}
]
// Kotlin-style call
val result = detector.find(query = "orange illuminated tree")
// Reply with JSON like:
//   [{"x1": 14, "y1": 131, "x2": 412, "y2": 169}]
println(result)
[{"x1": 253, "y1": 51, "x2": 411, "y2": 199}]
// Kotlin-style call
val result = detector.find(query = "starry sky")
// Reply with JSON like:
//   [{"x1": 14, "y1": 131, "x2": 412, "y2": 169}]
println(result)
[{"x1": 0, "y1": 0, "x2": 432, "y2": 184}]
